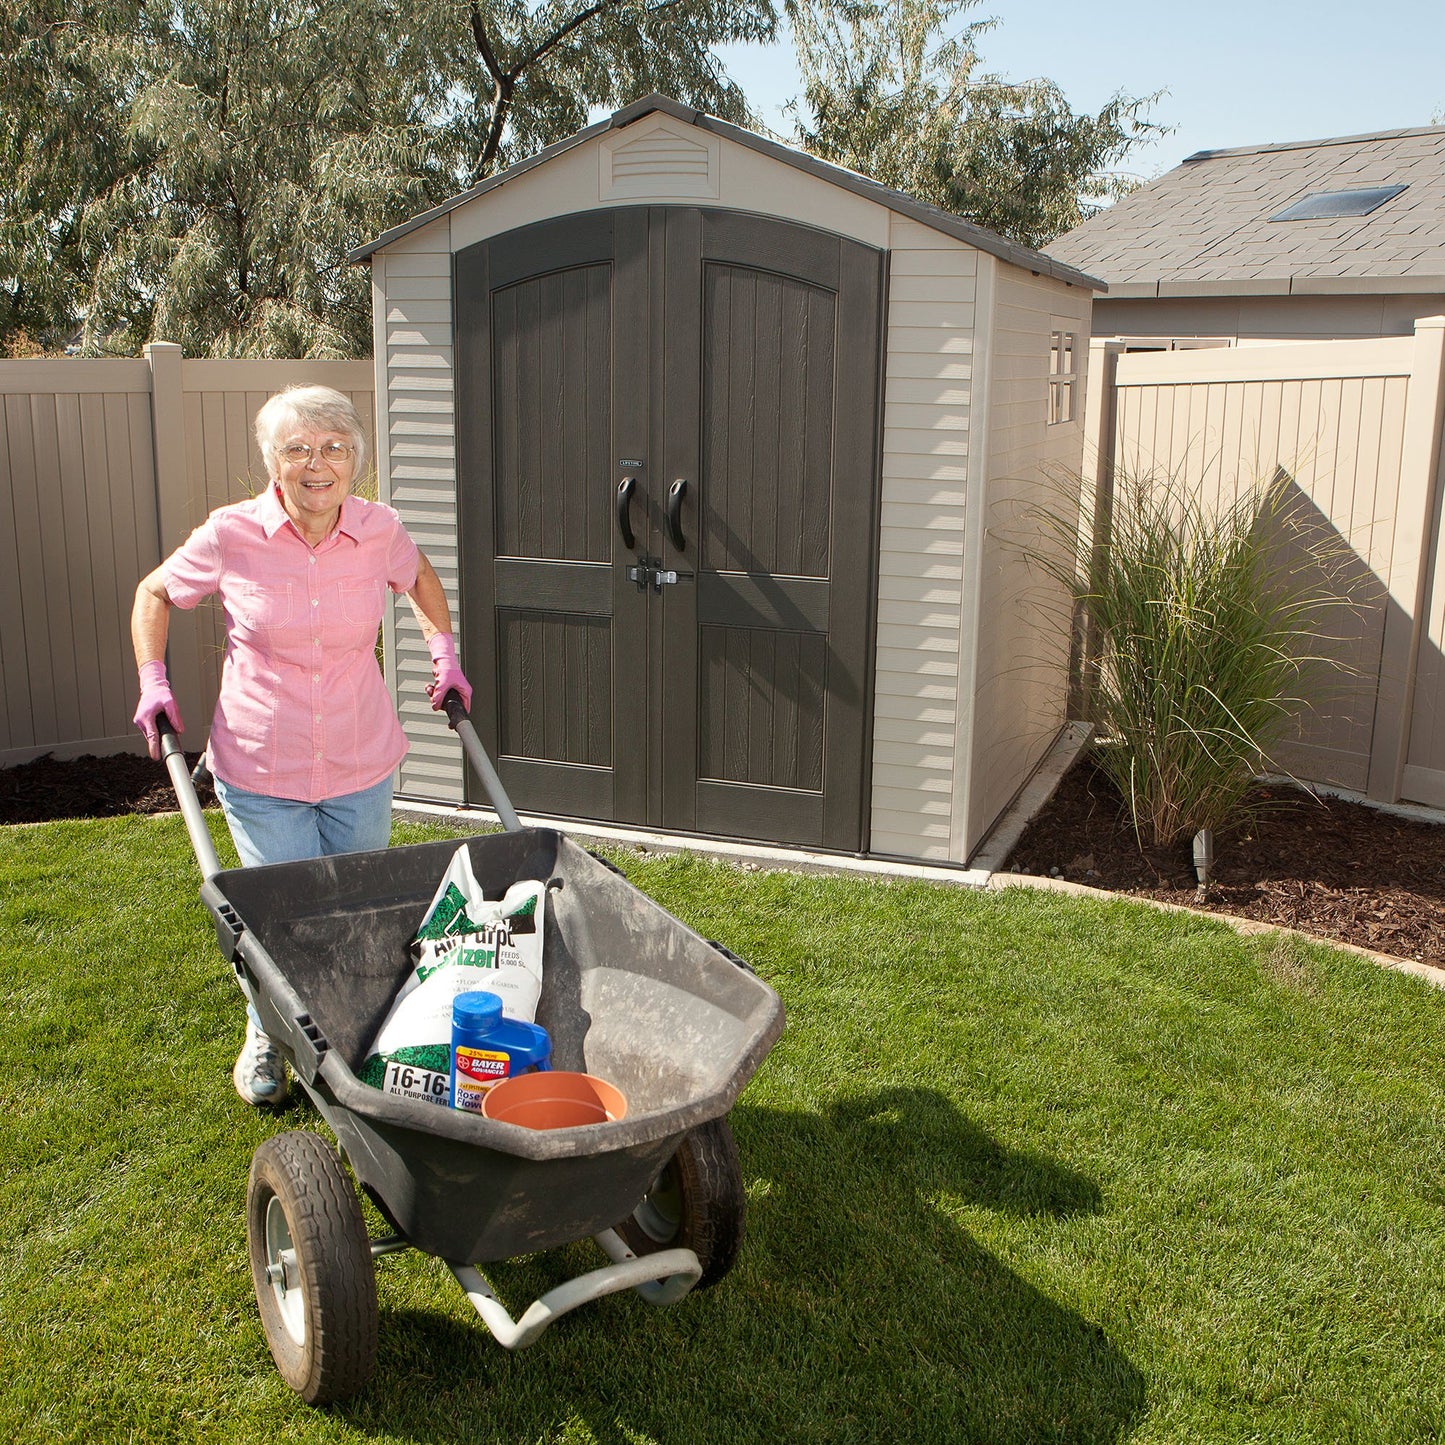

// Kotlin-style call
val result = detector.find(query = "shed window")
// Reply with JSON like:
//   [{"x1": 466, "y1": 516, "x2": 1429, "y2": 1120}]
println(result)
[
  {"x1": 1269, "y1": 185, "x2": 1407, "y2": 221},
  {"x1": 1048, "y1": 327, "x2": 1077, "y2": 425}
]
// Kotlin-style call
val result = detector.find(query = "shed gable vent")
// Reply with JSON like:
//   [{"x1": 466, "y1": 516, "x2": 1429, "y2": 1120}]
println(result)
[{"x1": 599, "y1": 115, "x2": 721, "y2": 200}]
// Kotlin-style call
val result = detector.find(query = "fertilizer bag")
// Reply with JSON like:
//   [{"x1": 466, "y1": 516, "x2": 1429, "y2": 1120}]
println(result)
[{"x1": 357, "y1": 845, "x2": 545, "y2": 1104}]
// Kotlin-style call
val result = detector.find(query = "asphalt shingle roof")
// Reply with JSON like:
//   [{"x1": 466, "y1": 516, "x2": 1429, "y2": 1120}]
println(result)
[{"x1": 1045, "y1": 125, "x2": 1445, "y2": 297}]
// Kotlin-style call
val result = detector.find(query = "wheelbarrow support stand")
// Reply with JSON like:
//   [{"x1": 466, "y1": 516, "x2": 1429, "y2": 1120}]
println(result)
[{"x1": 448, "y1": 1230, "x2": 701, "y2": 1350}]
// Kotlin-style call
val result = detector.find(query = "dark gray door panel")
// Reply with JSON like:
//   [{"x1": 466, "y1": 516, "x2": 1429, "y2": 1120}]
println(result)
[{"x1": 456, "y1": 206, "x2": 883, "y2": 850}]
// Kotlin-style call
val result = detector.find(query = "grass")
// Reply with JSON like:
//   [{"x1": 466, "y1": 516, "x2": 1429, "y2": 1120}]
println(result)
[{"x1": 4, "y1": 811, "x2": 1445, "y2": 1442}]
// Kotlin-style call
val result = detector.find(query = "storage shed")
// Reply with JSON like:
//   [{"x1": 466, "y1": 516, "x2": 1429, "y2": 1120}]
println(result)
[{"x1": 353, "y1": 95, "x2": 1103, "y2": 865}]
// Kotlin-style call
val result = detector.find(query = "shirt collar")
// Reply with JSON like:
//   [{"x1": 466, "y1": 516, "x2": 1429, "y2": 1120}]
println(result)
[{"x1": 259, "y1": 482, "x2": 364, "y2": 544}]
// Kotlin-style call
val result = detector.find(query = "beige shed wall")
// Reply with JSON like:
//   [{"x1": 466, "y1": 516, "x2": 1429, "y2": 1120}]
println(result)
[
  {"x1": 377, "y1": 119, "x2": 899, "y2": 809},
  {"x1": 446, "y1": 113, "x2": 891, "y2": 252},
  {"x1": 371, "y1": 223, "x2": 465, "y2": 802},
  {"x1": 868, "y1": 215, "x2": 978, "y2": 861},
  {"x1": 961, "y1": 265, "x2": 1092, "y2": 857}
]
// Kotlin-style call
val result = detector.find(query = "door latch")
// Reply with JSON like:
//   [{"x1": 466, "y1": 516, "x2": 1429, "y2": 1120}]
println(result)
[{"x1": 627, "y1": 558, "x2": 693, "y2": 592}]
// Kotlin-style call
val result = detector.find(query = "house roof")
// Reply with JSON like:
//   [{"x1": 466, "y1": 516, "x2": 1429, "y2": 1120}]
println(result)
[
  {"x1": 1045, "y1": 125, "x2": 1445, "y2": 299},
  {"x1": 350, "y1": 94, "x2": 1105, "y2": 291}
]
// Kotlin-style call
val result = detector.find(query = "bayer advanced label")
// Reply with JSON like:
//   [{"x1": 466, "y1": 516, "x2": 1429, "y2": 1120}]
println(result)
[{"x1": 452, "y1": 1046, "x2": 510, "y2": 1113}]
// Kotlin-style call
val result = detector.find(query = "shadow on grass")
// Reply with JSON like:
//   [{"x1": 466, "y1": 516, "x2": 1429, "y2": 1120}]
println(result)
[{"x1": 333, "y1": 1087, "x2": 1145, "y2": 1445}]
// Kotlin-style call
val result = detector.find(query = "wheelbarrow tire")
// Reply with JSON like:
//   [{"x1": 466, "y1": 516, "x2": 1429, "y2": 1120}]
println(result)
[
  {"x1": 246, "y1": 1130, "x2": 378, "y2": 1405},
  {"x1": 617, "y1": 1116, "x2": 745, "y2": 1290}
]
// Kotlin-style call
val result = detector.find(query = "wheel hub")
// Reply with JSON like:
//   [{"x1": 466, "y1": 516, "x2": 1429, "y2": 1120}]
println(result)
[
  {"x1": 631, "y1": 1160, "x2": 684, "y2": 1244},
  {"x1": 264, "y1": 1195, "x2": 307, "y2": 1345}
]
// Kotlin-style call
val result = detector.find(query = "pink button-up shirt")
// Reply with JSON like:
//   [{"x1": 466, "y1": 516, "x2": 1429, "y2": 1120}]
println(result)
[{"x1": 163, "y1": 485, "x2": 420, "y2": 802}]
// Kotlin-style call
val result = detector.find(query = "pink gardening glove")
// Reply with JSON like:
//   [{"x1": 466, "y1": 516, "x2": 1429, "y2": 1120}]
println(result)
[
  {"x1": 427, "y1": 632, "x2": 473, "y2": 712},
  {"x1": 133, "y1": 660, "x2": 182, "y2": 760}
]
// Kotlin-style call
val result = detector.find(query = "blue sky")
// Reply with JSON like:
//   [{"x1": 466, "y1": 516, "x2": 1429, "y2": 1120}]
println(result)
[{"x1": 716, "y1": 0, "x2": 1445, "y2": 182}]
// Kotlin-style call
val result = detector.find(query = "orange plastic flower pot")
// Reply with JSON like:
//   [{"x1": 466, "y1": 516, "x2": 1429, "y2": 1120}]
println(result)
[{"x1": 481, "y1": 1071, "x2": 628, "y2": 1129}]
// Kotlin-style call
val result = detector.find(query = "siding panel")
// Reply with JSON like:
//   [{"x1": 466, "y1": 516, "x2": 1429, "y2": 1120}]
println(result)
[
  {"x1": 377, "y1": 231, "x2": 464, "y2": 803},
  {"x1": 964, "y1": 268, "x2": 1091, "y2": 857}
]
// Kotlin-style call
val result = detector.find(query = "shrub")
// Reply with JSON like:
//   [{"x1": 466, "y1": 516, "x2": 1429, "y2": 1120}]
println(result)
[{"x1": 1035, "y1": 467, "x2": 1353, "y2": 849}]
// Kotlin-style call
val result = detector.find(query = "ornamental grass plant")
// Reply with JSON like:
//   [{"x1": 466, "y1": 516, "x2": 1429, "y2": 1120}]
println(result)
[{"x1": 1037, "y1": 466, "x2": 1354, "y2": 849}]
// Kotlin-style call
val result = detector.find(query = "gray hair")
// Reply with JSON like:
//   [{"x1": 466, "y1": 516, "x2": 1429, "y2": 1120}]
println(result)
[{"x1": 255, "y1": 384, "x2": 368, "y2": 477}]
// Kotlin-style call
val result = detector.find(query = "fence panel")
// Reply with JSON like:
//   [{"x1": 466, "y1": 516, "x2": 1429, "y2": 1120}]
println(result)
[
  {"x1": 1398, "y1": 324, "x2": 1445, "y2": 808},
  {"x1": 163, "y1": 354, "x2": 376, "y2": 734},
  {"x1": 1103, "y1": 327, "x2": 1444, "y2": 804},
  {"x1": 0, "y1": 361, "x2": 159, "y2": 762},
  {"x1": 0, "y1": 350, "x2": 375, "y2": 766}
]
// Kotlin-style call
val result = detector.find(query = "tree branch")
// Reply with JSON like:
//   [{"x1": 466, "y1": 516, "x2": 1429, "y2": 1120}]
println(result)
[
  {"x1": 467, "y1": 0, "x2": 644, "y2": 183},
  {"x1": 521, "y1": 0, "x2": 625, "y2": 73},
  {"x1": 470, "y1": 3, "x2": 508, "y2": 83}
]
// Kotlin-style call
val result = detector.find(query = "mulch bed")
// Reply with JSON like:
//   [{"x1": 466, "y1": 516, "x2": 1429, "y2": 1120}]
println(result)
[
  {"x1": 1, "y1": 749, "x2": 214, "y2": 822},
  {"x1": 5, "y1": 748, "x2": 1444, "y2": 967},
  {"x1": 1005, "y1": 755, "x2": 1445, "y2": 967}
]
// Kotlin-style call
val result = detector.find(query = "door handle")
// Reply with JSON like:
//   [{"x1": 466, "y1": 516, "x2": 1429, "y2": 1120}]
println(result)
[
  {"x1": 666, "y1": 478, "x2": 688, "y2": 552},
  {"x1": 616, "y1": 476, "x2": 637, "y2": 550}
]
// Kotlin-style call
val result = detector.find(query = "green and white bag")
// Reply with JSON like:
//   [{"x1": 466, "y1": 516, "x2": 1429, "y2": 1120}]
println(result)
[{"x1": 357, "y1": 847, "x2": 545, "y2": 1104}]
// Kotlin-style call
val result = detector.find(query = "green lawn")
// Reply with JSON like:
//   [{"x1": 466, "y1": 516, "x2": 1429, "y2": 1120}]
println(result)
[{"x1": 3, "y1": 811, "x2": 1444, "y2": 1443}]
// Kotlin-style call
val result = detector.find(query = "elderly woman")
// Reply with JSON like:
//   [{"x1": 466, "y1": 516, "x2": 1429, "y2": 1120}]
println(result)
[{"x1": 131, "y1": 383, "x2": 471, "y2": 1106}]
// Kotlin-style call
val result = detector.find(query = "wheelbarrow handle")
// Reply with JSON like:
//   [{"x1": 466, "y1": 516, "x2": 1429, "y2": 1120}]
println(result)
[
  {"x1": 156, "y1": 712, "x2": 223, "y2": 881},
  {"x1": 441, "y1": 690, "x2": 524, "y2": 834}
]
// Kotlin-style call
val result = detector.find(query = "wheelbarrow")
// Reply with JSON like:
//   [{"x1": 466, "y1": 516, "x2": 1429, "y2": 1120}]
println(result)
[{"x1": 156, "y1": 698, "x2": 785, "y2": 1404}]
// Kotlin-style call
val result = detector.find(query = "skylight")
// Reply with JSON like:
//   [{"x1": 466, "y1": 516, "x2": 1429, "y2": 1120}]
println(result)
[{"x1": 1269, "y1": 185, "x2": 1407, "y2": 221}]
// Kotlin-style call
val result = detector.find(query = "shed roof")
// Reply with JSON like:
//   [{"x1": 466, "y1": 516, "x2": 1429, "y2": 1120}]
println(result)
[
  {"x1": 350, "y1": 94, "x2": 1105, "y2": 291},
  {"x1": 1045, "y1": 125, "x2": 1445, "y2": 299}
]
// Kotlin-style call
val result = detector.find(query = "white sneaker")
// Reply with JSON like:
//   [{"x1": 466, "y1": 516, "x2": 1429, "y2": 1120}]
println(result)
[{"x1": 233, "y1": 1019, "x2": 289, "y2": 1106}]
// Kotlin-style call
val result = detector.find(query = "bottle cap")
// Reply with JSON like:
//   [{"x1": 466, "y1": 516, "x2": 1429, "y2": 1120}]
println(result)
[{"x1": 453, "y1": 990, "x2": 504, "y2": 1031}]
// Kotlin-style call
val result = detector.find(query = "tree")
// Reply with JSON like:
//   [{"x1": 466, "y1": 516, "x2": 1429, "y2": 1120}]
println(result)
[
  {"x1": 0, "y1": 4, "x2": 140, "y2": 351},
  {"x1": 431, "y1": 0, "x2": 773, "y2": 185},
  {"x1": 2, "y1": 0, "x2": 454, "y2": 356},
  {"x1": 3, "y1": 0, "x2": 1155, "y2": 355},
  {"x1": 787, "y1": 0, "x2": 1163, "y2": 250},
  {"x1": 1, "y1": 0, "x2": 776, "y2": 357}
]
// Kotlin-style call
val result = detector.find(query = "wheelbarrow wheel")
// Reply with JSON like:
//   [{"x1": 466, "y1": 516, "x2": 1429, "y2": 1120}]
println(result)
[
  {"x1": 616, "y1": 1116, "x2": 744, "y2": 1290},
  {"x1": 246, "y1": 1130, "x2": 378, "y2": 1405}
]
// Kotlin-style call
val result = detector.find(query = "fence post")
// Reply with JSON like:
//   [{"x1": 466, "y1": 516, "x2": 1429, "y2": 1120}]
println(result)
[
  {"x1": 143, "y1": 341, "x2": 205, "y2": 739},
  {"x1": 1070, "y1": 339, "x2": 1122, "y2": 720},
  {"x1": 1366, "y1": 315, "x2": 1445, "y2": 803}
]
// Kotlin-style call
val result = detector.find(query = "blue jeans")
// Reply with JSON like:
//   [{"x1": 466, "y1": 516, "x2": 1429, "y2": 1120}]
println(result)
[
  {"x1": 213, "y1": 773, "x2": 396, "y2": 868},
  {"x1": 213, "y1": 774, "x2": 395, "y2": 1028}
]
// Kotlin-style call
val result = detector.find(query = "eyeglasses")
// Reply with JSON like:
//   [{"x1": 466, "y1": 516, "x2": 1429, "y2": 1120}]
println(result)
[{"x1": 278, "y1": 441, "x2": 355, "y2": 466}]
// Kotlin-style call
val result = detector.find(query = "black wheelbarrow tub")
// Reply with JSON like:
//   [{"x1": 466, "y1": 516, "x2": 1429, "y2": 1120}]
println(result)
[{"x1": 199, "y1": 827, "x2": 785, "y2": 1266}]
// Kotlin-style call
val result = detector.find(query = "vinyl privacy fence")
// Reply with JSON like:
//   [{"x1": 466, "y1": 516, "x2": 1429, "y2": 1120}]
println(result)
[
  {"x1": 1083, "y1": 316, "x2": 1445, "y2": 809},
  {"x1": 0, "y1": 344, "x2": 374, "y2": 766},
  {"x1": 7, "y1": 327, "x2": 1444, "y2": 817}
]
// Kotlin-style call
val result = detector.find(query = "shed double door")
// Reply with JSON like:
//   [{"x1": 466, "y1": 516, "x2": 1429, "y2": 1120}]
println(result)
[{"x1": 456, "y1": 206, "x2": 884, "y2": 849}]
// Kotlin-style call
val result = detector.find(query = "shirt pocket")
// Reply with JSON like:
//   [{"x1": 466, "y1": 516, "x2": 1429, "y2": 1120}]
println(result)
[
  {"x1": 232, "y1": 584, "x2": 294, "y2": 631},
  {"x1": 339, "y1": 580, "x2": 385, "y2": 628}
]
